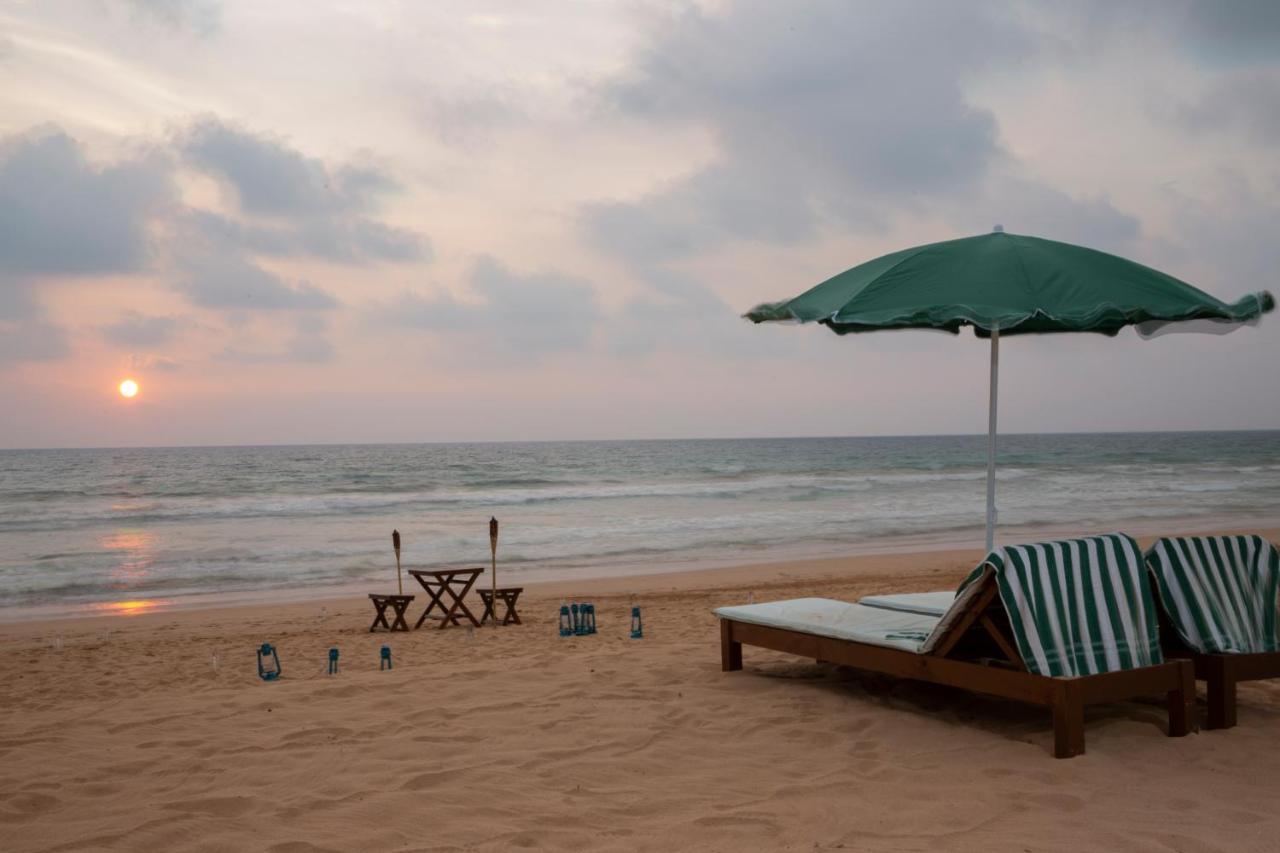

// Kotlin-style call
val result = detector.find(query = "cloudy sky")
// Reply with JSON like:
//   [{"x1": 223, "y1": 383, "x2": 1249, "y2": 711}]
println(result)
[{"x1": 1, "y1": 0, "x2": 1276, "y2": 448}]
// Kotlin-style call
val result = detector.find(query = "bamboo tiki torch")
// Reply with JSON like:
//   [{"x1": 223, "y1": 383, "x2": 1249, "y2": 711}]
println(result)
[
  {"x1": 392, "y1": 529, "x2": 403, "y2": 596},
  {"x1": 489, "y1": 517, "x2": 499, "y2": 625}
]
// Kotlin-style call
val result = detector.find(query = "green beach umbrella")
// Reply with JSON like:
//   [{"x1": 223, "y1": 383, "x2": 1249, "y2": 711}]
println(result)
[{"x1": 746, "y1": 229, "x2": 1274, "y2": 551}]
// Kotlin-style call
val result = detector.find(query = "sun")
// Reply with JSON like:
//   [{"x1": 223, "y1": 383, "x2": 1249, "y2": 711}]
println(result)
[{"x1": 118, "y1": 379, "x2": 139, "y2": 399}]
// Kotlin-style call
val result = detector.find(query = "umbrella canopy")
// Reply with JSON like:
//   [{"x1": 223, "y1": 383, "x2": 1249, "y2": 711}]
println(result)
[
  {"x1": 745, "y1": 230, "x2": 1273, "y2": 552},
  {"x1": 746, "y1": 231, "x2": 1273, "y2": 337}
]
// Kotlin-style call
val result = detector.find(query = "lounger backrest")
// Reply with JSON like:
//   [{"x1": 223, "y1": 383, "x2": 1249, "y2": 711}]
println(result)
[
  {"x1": 926, "y1": 533, "x2": 1164, "y2": 677},
  {"x1": 1145, "y1": 535, "x2": 1280, "y2": 655}
]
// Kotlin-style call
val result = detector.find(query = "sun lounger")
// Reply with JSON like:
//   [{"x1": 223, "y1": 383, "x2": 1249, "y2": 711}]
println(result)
[
  {"x1": 716, "y1": 533, "x2": 1196, "y2": 758},
  {"x1": 1145, "y1": 534, "x2": 1280, "y2": 729}
]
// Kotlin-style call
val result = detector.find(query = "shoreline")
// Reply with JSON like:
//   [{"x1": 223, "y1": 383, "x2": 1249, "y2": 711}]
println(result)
[{"x1": 5, "y1": 517, "x2": 1277, "y2": 632}]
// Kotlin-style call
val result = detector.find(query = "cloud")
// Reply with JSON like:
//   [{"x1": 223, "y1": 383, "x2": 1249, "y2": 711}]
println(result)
[
  {"x1": 420, "y1": 89, "x2": 527, "y2": 147},
  {"x1": 101, "y1": 312, "x2": 183, "y2": 347},
  {"x1": 1175, "y1": 0, "x2": 1280, "y2": 63},
  {"x1": 374, "y1": 256, "x2": 599, "y2": 355},
  {"x1": 0, "y1": 128, "x2": 172, "y2": 277},
  {"x1": 184, "y1": 208, "x2": 424, "y2": 265},
  {"x1": 579, "y1": 0, "x2": 1151, "y2": 323},
  {"x1": 0, "y1": 119, "x2": 430, "y2": 368},
  {"x1": 182, "y1": 118, "x2": 390, "y2": 217},
  {"x1": 178, "y1": 118, "x2": 430, "y2": 264},
  {"x1": 213, "y1": 316, "x2": 335, "y2": 364},
  {"x1": 0, "y1": 318, "x2": 69, "y2": 364},
  {"x1": 0, "y1": 277, "x2": 70, "y2": 365},
  {"x1": 129, "y1": 352, "x2": 181, "y2": 372},
  {"x1": 591, "y1": 0, "x2": 1027, "y2": 256},
  {"x1": 942, "y1": 176, "x2": 1141, "y2": 255},
  {"x1": 175, "y1": 252, "x2": 338, "y2": 311},
  {"x1": 1160, "y1": 172, "x2": 1280, "y2": 293},
  {"x1": 116, "y1": 0, "x2": 221, "y2": 35},
  {"x1": 1174, "y1": 71, "x2": 1280, "y2": 143},
  {"x1": 585, "y1": 163, "x2": 817, "y2": 267}
]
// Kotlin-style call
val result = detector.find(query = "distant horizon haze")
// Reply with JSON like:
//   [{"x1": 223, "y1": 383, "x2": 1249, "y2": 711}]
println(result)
[{"x1": 2, "y1": 426, "x2": 1279, "y2": 454}]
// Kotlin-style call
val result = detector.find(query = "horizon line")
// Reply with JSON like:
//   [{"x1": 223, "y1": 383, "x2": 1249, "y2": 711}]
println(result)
[{"x1": 2, "y1": 426, "x2": 1277, "y2": 453}]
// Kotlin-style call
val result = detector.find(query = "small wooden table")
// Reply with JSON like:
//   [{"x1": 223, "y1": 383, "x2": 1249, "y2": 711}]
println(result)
[
  {"x1": 368, "y1": 594, "x2": 416, "y2": 632},
  {"x1": 408, "y1": 567, "x2": 484, "y2": 630},
  {"x1": 478, "y1": 587, "x2": 524, "y2": 626}
]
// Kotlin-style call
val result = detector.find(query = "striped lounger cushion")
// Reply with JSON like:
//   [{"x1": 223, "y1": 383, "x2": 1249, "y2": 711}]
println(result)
[
  {"x1": 1146, "y1": 535, "x2": 1280, "y2": 655},
  {"x1": 955, "y1": 533, "x2": 1165, "y2": 678}
]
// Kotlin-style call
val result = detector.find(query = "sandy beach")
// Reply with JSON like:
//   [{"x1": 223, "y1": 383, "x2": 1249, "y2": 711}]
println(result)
[{"x1": 1, "y1": 528, "x2": 1278, "y2": 852}]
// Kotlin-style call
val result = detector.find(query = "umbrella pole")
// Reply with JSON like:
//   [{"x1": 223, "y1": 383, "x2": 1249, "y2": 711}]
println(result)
[{"x1": 985, "y1": 326, "x2": 1000, "y2": 554}]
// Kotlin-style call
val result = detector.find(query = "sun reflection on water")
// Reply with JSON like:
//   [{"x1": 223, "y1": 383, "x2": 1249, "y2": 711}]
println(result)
[
  {"x1": 90, "y1": 599, "x2": 165, "y2": 617},
  {"x1": 100, "y1": 530, "x2": 157, "y2": 589}
]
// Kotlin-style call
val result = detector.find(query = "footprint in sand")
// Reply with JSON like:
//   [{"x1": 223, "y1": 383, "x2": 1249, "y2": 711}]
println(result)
[
  {"x1": 0, "y1": 792, "x2": 60, "y2": 817},
  {"x1": 267, "y1": 843, "x2": 342, "y2": 853},
  {"x1": 401, "y1": 770, "x2": 453, "y2": 790}
]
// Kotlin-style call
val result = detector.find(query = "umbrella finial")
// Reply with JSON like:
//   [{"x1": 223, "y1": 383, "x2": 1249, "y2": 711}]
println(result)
[{"x1": 992, "y1": 224, "x2": 1004, "y2": 233}]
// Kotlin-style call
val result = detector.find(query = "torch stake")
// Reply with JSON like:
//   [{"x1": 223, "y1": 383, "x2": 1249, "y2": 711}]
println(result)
[
  {"x1": 392, "y1": 529, "x2": 403, "y2": 596},
  {"x1": 489, "y1": 517, "x2": 499, "y2": 626}
]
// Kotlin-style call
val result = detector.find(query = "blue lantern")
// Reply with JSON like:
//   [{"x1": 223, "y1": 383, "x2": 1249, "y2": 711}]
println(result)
[
  {"x1": 558, "y1": 604, "x2": 573, "y2": 637},
  {"x1": 380, "y1": 645, "x2": 392, "y2": 670},
  {"x1": 630, "y1": 606, "x2": 643, "y2": 639},
  {"x1": 582, "y1": 603, "x2": 597, "y2": 635},
  {"x1": 571, "y1": 603, "x2": 582, "y2": 635},
  {"x1": 257, "y1": 643, "x2": 281, "y2": 681},
  {"x1": 328, "y1": 647, "x2": 339, "y2": 675}
]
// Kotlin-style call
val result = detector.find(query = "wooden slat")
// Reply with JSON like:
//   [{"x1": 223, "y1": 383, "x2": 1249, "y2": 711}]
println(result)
[
  {"x1": 1075, "y1": 661, "x2": 1187, "y2": 705},
  {"x1": 930, "y1": 579, "x2": 998, "y2": 659},
  {"x1": 980, "y1": 614, "x2": 1026, "y2": 670},
  {"x1": 726, "y1": 620, "x2": 1056, "y2": 705}
]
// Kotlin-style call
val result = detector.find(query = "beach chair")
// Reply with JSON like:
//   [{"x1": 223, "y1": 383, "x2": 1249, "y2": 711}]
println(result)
[
  {"x1": 716, "y1": 534, "x2": 1196, "y2": 758},
  {"x1": 1145, "y1": 535, "x2": 1280, "y2": 729}
]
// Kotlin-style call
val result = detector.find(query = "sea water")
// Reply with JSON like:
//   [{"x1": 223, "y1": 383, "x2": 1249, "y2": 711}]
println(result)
[{"x1": 1, "y1": 432, "x2": 1277, "y2": 617}]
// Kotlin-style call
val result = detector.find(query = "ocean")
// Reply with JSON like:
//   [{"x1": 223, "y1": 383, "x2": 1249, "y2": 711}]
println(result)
[{"x1": 1, "y1": 431, "x2": 1278, "y2": 619}]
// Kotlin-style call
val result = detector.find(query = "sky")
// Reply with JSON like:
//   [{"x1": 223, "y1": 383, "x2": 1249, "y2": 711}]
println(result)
[{"x1": 0, "y1": 0, "x2": 1277, "y2": 448}]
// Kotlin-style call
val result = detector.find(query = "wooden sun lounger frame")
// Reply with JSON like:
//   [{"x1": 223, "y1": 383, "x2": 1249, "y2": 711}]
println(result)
[
  {"x1": 1190, "y1": 653, "x2": 1280, "y2": 730},
  {"x1": 1152, "y1": 602, "x2": 1280, "y2": 730},
  {"x1": 719, "y1": 579, "x2": 1196, "y2": 758}
]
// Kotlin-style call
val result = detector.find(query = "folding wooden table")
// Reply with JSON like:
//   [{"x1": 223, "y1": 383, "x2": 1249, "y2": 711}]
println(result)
[{"x1": 408, "y1": 567, "x2": 484, "y2": 630}]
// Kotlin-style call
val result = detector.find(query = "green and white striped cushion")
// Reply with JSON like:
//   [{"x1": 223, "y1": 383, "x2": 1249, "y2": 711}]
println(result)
[
  {"x1": 955, "y1": 533, "x2": 1164, "y2": 678},
  {"x1": 1145, "y1": 535, "x2": 1280, "y2": 655}
]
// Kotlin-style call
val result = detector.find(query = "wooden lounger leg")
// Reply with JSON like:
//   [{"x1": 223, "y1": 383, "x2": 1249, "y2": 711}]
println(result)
[
  {"x1": 720, "y1": 621, "x2": 743, "y2": 672},
  {"x1": 1051, "y1": 681, "x2": 1085, "y2": 759},
  {"x1": 1205, "y1": 657, "x2": 1237, "y2": 730},
  {"x1": 1167, "y1": 660, "x2": 1196, "y2": 737}
]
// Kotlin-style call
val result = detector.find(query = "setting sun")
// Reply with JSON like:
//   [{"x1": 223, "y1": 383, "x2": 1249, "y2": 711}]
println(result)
[{"x1": 118, "y1": 379, "x2": 139, "y2": 399}]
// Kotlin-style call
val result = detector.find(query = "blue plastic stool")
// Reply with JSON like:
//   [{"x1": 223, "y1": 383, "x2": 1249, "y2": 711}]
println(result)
[
  {"x1": 630, "y1": 606, "x2": 643, "y2": 639},
  {"x1": 257, "y1": 643, "x2": 281, "y2": 681},
  {"x1": 558, "y1": 605, "x2": 574, "y2": 637},
  {"x1": 380, "y1": 645, "x2": 392, "y2": 670},
  {"x1": 328, "y1": 647, "x2": 339, "y2": 675}
]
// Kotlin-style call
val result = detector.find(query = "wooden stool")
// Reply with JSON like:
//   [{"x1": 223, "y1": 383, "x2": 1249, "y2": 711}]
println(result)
[
  {"x1": 368, "y1": 594, "x2": 416, "y2": 632},
  {"x1": 478, "y1": 588, "x2": 524, "y2": 626}
]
